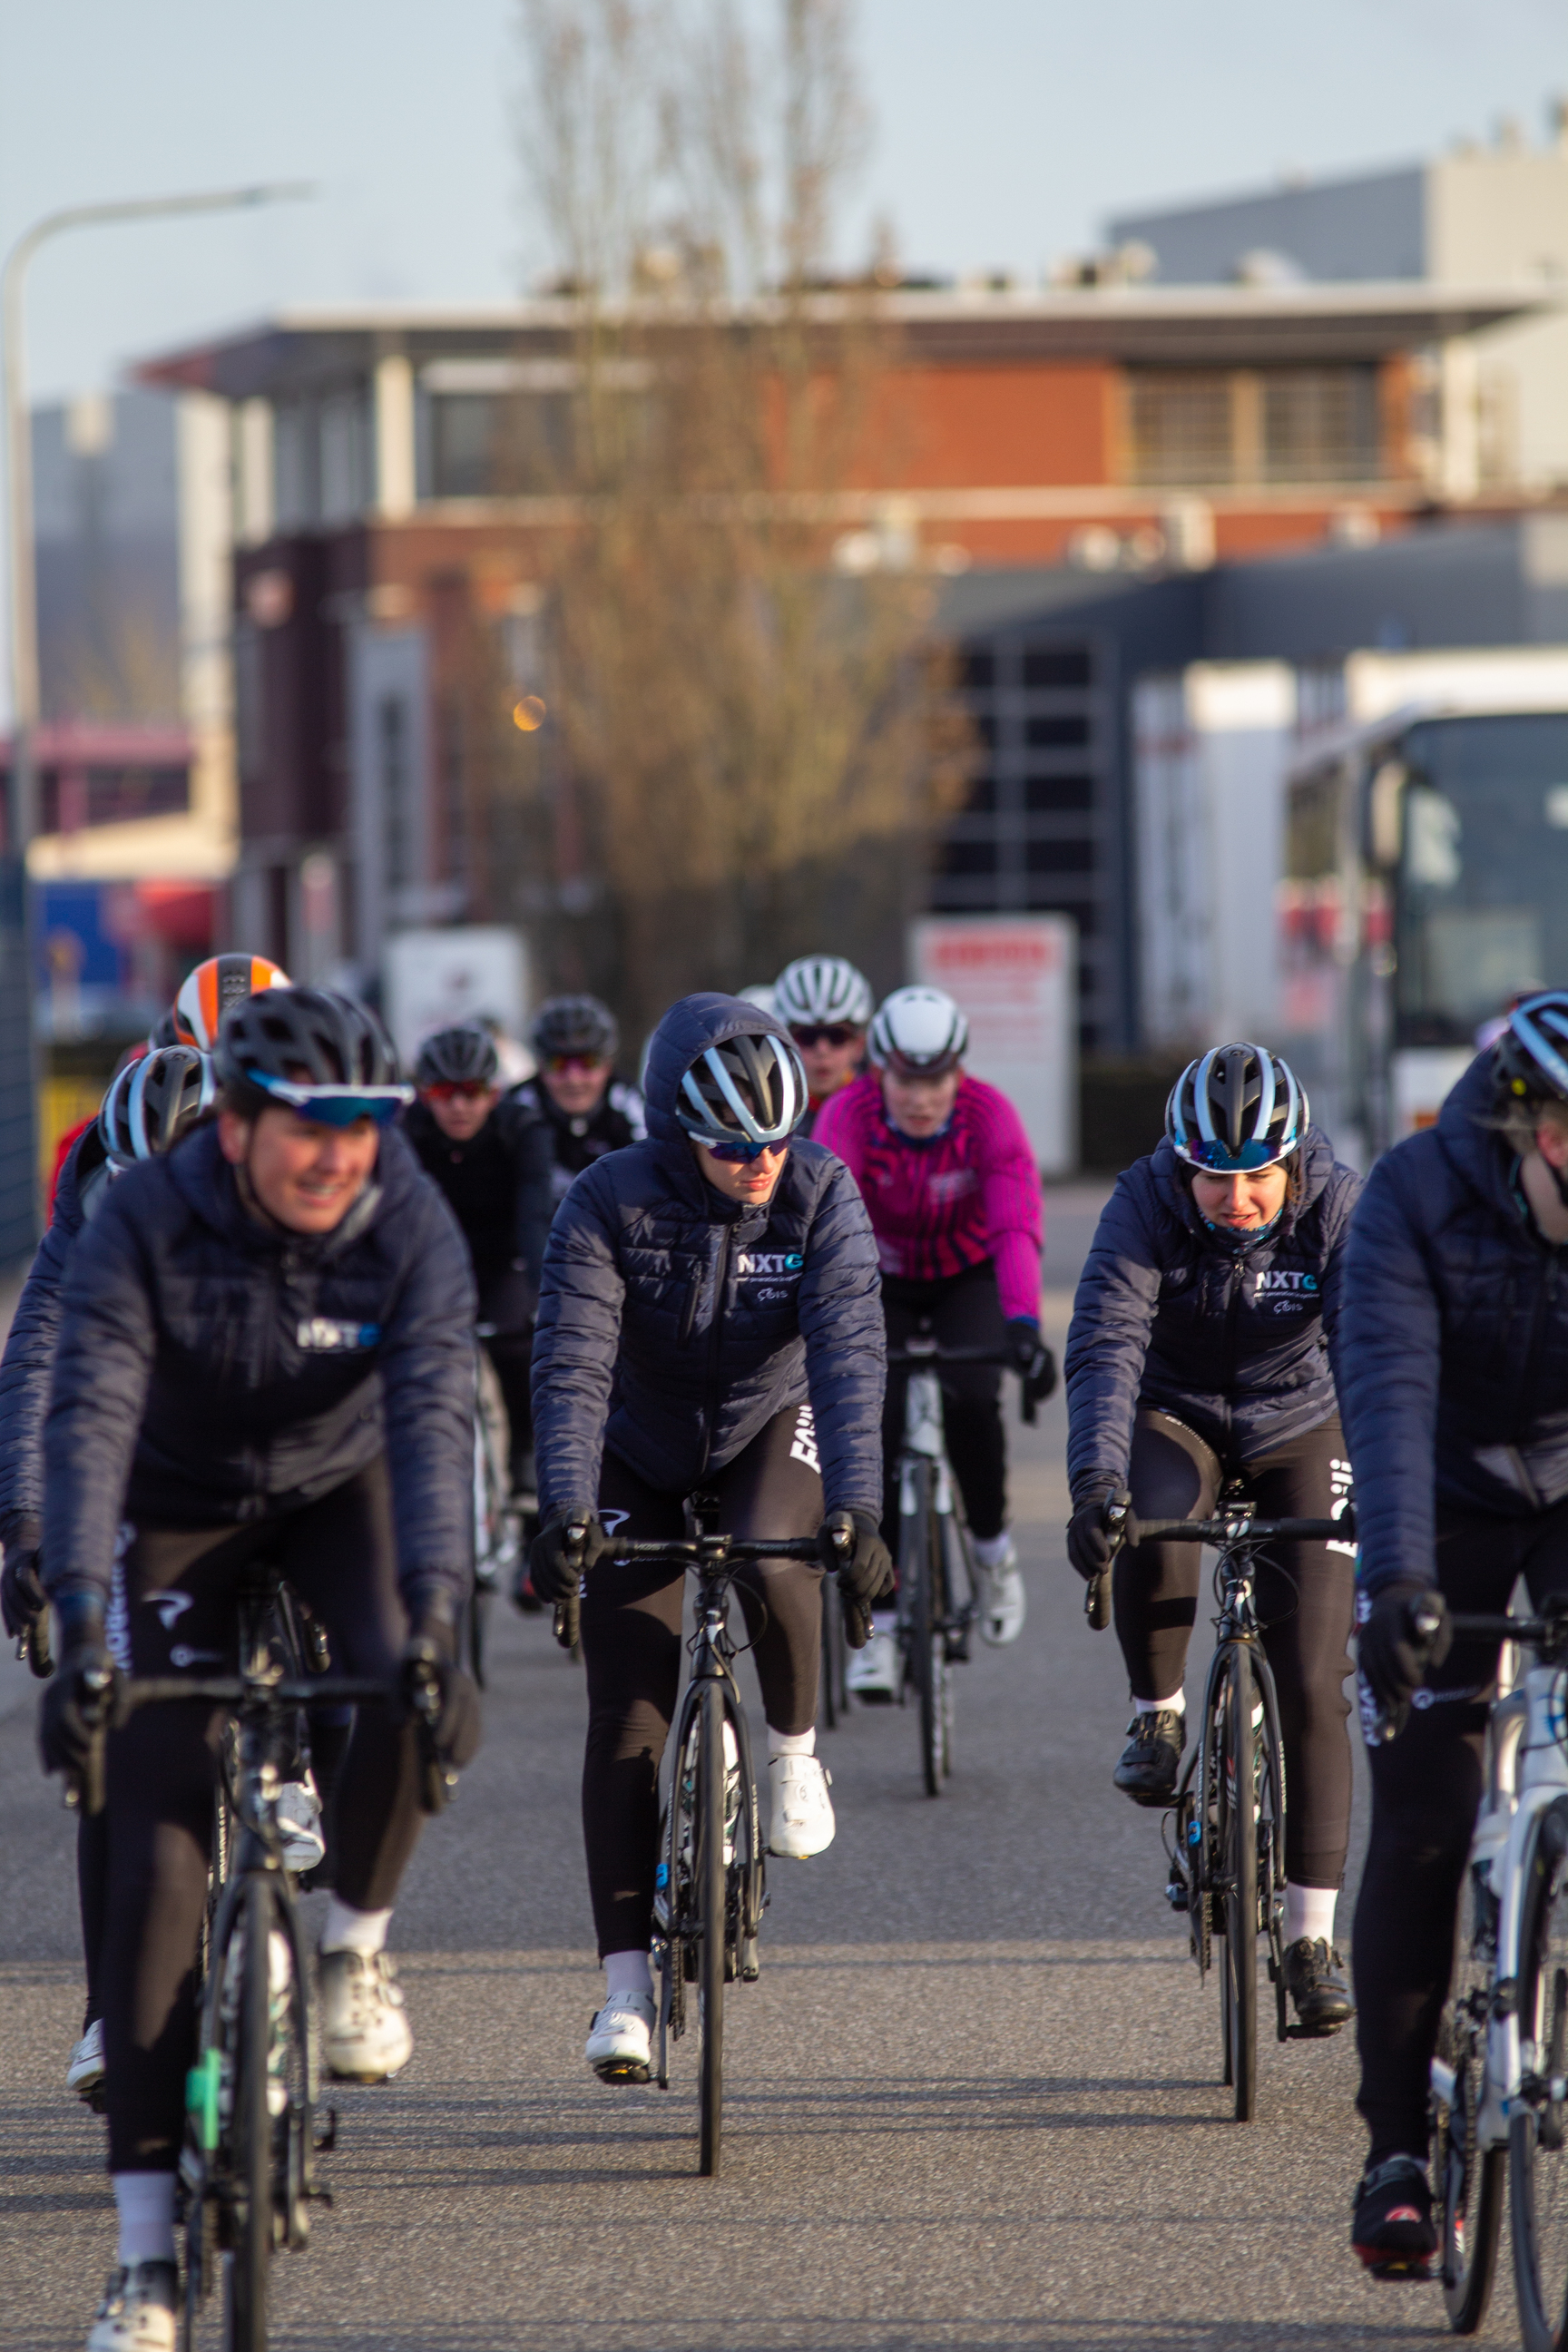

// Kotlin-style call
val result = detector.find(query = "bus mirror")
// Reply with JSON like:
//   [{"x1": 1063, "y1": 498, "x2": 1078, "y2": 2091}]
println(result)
[{"x1": 1369, "y1": 760, "x2": 1407, "y2": 868}]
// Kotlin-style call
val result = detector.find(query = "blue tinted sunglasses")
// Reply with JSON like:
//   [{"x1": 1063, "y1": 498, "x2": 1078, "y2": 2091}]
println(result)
[
  {"x1": 1182, "y1": 1136, "x2": 1288, "y2": 1172},
  {"x1": 705, "y1": 1134, "x2": 789, "y2": 1163},
  {"x1": 245, "y1": 1068, "x2": 413, "y2": 1129}
]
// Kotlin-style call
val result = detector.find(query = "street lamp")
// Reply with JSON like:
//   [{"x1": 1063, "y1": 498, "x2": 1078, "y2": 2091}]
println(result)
[{"x1": 0, "y1": 180, "x2": 311, "y2": 1236}]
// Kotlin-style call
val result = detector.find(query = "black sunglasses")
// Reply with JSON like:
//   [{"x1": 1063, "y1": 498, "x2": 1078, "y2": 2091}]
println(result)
[{"x1": 790, "y1": 1023, "x2": 860, "y2": 1049}]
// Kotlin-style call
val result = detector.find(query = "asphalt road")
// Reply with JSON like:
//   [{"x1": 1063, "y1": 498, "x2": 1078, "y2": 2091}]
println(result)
[{"x1": 0, "y1": 1189, "x2": 1500, "y2": 2347}]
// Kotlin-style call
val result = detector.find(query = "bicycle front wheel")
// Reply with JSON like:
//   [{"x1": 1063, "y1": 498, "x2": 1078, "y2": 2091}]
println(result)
[
  {"x1": 1436, "y1": 1855, "x2": 1504, "y2": 2333},
  {"x1": 697, "y1": 1680, "x2": 727, "y2": 2178},
  {"x1": 1218, "y1": 1648, "x2": 1259, "y2": 2122},
  {"x1": 226, "y1": 1875, "x2": 275, "y2": 2351},
  {"x1": 901, "y1": 1465, "x2": 945, "y2": 1798},
  {"x1": 1511, "y1": 1798, "x2": 1568, "y2": 2352}
]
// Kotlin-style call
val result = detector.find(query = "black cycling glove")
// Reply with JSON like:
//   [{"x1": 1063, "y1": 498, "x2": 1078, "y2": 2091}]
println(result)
[
  {"x1": 1, "y1": 1541, "x2": 50, "y2": 1672},
  {"x1": 1357, "y1": 1583, "x2": 1452, "y2": 1718},
  {"x1": 1066, "y1": 1482, "x2": 1122, "y2": 1584},
  {"x1": 818, "y1": 1510, "x2": 893, "y2": 1652},
  {"x1": 400, "y1": 1608, "x2": 482, "y2": 1814},
  {"x1": 1006, "y1": 1316, "x2": 1057, "y2": 1409},
  {"x1": 39, "y1": 1598, "x2": 118, "y2": 1803},
  {"x1": 528, "y1": 1511, "x2": 614, "y2": 1606}
]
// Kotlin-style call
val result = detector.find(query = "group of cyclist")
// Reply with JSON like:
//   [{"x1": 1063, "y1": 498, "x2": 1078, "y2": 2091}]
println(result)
[{"x1": 13, "y1": 920, "x2": 1568, "y2": 2337}]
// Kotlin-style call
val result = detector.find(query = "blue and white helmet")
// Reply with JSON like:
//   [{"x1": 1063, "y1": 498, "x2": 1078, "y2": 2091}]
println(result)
[
  {"x1": 775, "y1": 956, "x2": 874, "y2": 1030},
  {"x1": 1495, "y1": 993, "x2": 1568, "y2": 1104},
  {"x1": 1166, "y1": 1043, "x2": 1306, "y2": 1172},
  {"x1": 676, "y1": 1026, "x2": 808, "y2": 1148}
]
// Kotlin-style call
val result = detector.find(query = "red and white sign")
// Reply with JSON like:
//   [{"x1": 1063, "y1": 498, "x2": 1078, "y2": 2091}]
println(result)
[{"x1": 908, "y1": 915, "x2": 1078, "y2": 1173}]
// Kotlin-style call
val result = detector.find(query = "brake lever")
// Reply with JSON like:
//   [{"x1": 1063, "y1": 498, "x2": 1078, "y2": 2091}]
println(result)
[
  {"x1": 1086, "y1": 1492, "x2": 1132, "y2": 1633},
  {"x1": 554, "y1": 1521, "x2": 587, "y2": 1657}
]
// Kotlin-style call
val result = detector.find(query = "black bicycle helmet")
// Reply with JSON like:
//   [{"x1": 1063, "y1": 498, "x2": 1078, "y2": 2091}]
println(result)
[
  {"x1": 415, "y1": 1024, "x2": 500, "y2": 1089},
  {"x1": 147, "y1": 1006, "x2": 181, "y2": 1050},
  {"x1": 1166, "y1": 1043, "x2": 1306, "y2": 1172},
  {"x1": 1495, "y1": 993, "x2": 1568, "y2": 1106},
  {"x1": 676, "y1": 1028, "x2": 808, "y2": 1148},
  {"x1": 98, "y1": 1045, "x2": 216, "y2": 1168},
  {"x1": 531, "y1": 994, "x2": 619, "y2": 1063},
  {"x1": 215, "y1": 987, "x2": 401, "y2": 1098}
]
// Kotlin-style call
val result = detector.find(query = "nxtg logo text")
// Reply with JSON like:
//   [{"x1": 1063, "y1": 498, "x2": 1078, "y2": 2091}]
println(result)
[
  {"x1": 298, "y1": 1318, "x2": 380, "y2": 1351},
  {"x1": 736, "y1": 1251, "x2": 804, "y2": 1278},
  {"x1": 1253, "y1": 1269, "x2": 1318, "y2": 1297}
]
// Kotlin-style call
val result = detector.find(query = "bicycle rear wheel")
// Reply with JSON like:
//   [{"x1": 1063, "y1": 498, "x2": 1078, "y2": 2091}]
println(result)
[
  {"x1": 697, "y1": 1680, "x2": 727, "y2": 2178},
  {"x1": 225, "y1": 1875, "x2": 275, "y2": 2350},
  {"x1": 1436, "y1": 1856, "x2": 1504, "y2": 2333},
  {"x1": 1511, "y1": 1797, "x2": 1568, "y2": 2352},
  {"x1": 1218, "y1": 1647, "x2": 1259, "y2": 2122}
]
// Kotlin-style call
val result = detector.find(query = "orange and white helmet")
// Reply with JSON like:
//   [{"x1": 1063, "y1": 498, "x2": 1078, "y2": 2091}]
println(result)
[{"x1": 172, "y1": 954, "x2": 291, "y2": 1050}]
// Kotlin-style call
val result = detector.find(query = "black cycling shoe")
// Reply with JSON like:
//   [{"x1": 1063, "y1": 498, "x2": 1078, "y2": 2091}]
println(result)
[
  {"x1": 1112, "y1": 1710, "x2": 1185, "y2": 1808},
  {"x1": 1283, "y1": 1936, "x2": 1354, "y2": 2035},
  {"x1": 1351, "y1": 2154, "x2": 1437, "y2": 2280}
]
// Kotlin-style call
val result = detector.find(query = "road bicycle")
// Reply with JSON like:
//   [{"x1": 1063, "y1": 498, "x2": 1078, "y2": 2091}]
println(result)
[
  {"x1": 467, "y1": 1340, "x2": 521, "y2": 1687},
  {"x1": 1105, "y1": 1498, "x2": 1351, "y2": 2122},
  {"x1": 1419, "y1": 1599, "x2": 1568, "y2": 2342},
  {"x1": 77, "y1": 1573, "x2": 452, "y2": 2351},
  {"x1": 565, "y1": 1515, "x2": 840, "y2": 2177},
  {"x1": 885, "y1": 1338, "x2": 1035, "y2": 1798}
]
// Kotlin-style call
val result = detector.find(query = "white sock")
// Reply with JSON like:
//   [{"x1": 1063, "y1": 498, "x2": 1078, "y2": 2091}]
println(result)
[
  {"x1": 1286, "y1": 1883, "x2": 1338, "y2": 1945},
  {"x1": 603, "y1": 1949, "x2": 653, "y2": 2004},
  {"x1": 973, "y1": 1530, "x2": 1014, "y2": 1569},
  {"x1": 1133, "y1": 1691, "x2": 1185, "y2": 1717},
  {"x1": 113, "y1": 2171, "x2": 176, "y2": 2268},
  {"x1": 768, "y1": 1726, "x2": 816, "y2": 1759},
  {"x1": 320, "y1": 1897, "x2": 392, "y2": 1958}
]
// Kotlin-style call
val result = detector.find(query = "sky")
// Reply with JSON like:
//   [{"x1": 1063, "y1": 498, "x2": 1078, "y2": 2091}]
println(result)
[{"x1": 0, "y1": 0, "x2": 1561, "y2": 404}]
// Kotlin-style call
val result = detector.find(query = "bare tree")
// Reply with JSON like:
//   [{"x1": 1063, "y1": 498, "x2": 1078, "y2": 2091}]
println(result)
[{"x1": 498, "y1": 0, "x2": 968, "y2": 1034}]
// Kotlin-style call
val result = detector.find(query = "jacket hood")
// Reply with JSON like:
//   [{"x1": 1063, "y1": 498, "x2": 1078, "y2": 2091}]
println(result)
[
  {"x1": 1436, "y1": 1048, "x2": 1521, "y2": 1220},
  {"x1": 165, "y1": 1116, "x2": 420, "y2": 1257},
  {"x1": 642, "y1": 993, "x2": 795, "y2": 1148},
  {"x1": 1151, "y1": 1121, "x2": 1338, "y2": 1249}
]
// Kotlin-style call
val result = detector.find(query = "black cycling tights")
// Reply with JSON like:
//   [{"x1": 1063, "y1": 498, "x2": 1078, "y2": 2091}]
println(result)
[
  {"x1": 881, "y1": 1260, "x2": 1009, "y2": 1544},
  {"x1": 99, "y1": 1460, "x2": 426, "y2": 2175},
  {"x1": 1355, "y1": 1494, "x2": 1568, "y2": 2161},
  {"x1": 1113, "y1": 1409, "x2": 1356, "y2": 1890},
  {"x1": 582, "y1": 1403, "x2": 824, "y2": 1958}
]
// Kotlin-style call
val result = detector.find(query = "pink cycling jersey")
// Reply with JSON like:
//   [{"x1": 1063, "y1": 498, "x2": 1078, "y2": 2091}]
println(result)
[{"x1": 813, "y1": 1071, "x2": 1044, "y2": 1321}]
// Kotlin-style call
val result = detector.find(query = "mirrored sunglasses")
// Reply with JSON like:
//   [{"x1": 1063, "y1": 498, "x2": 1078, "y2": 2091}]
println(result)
[
  {"x1": 546, "y1": 1052, "x2": 608, "y2": 1075},
  {"x1": 705, "y1": 1134, "x2": 789, "y2": 1164},
  {"x1": 790, "y1": 1023, "x2": 859, "y2": 1049},
  {"x1": 422, "y1": 1080, "x2": 493, "y2": 1102},
  {"x1": 245, "y1": 1068, "x2": 412, "y2": 1129},
  {"x1": 1182, "y1": 1136, "x2": 1285, "y2": 1172}
]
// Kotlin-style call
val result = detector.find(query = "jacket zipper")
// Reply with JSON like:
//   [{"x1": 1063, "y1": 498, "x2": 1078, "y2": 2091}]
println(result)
[{"x1": 697, "y1": 1227, "x2": 734, "y2": 1479}]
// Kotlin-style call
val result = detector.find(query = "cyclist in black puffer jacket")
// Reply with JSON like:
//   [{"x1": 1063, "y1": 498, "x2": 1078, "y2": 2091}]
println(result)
[
  {"x1": 1339, "y1": 995, "x2": 1568, "y2": 2278},
  {"x1": 529, "y1": 991, "x2": 889, "y2": 2088},
  {"x1": 1066, "y1": 1044, "x2": 1361, "y2": 2036}
]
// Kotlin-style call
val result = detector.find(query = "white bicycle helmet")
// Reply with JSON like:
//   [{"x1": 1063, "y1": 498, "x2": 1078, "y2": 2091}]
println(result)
[
  {"x1": 1166, "y1": 1043, "x2": 1306, "y2": 1172},
  {"x1": 676, "y1": 1029, "x2": 808, "y2": 1148},
  {"x1": 868, "y1": 985, "x2": 968, "y2": 1076},
  {"x1": 774, "y1": 956, "x2": 874, "y2": 1031}
]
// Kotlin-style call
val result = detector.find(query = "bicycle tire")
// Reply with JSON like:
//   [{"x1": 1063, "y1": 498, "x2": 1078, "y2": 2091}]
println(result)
[
  {"x1": 819, "y1": 1576, "x2": 844, "y2": 1730},
  {"x1": 1512, "y1": 1797, "x2": 1568, "y2": 2352},
  {"x1": 900, "y1": 1465, "x2": 942, "y2": 1798},
  {"x1": 225, "y1": 1874, "x2": 274, "y2": 2351},
  {"x1": 697, "y1": 1680, "x2": 726, "y2": 2177},
  {"x1": 1220, "y1": 1647, "x2": 1259, "y2": 2122},
  {"x1": 1436, "y1": 1856, "x2": 1505, "y2": 2333}
]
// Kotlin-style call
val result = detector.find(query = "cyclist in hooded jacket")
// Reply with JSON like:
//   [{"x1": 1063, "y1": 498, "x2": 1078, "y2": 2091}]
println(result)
[
  {"x1": 1338, "y1": 993, "x2": 1568, "y2": 2278},
  {"x1": 35, "y1": 990, "x2": 478, "y2": 2352},
  {"x1": 528, "y1": 993, "x2": 889, "y2": 2089},
  {"x1": 1065, "y1": 1044, "x2": 1360, "y2": 2038}
]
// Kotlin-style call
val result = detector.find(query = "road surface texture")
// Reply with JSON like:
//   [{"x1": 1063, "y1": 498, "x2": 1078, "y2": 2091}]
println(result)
[{"x1": 0, "y1": 1187, "x2": 1494, "y2": 2346}]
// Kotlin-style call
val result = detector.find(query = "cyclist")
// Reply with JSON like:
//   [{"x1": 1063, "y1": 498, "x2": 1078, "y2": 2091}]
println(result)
[
  {"x1": 513, "y1": 993, "x2": 646, "y2": 1208},
  {"x1": 527, "y1": 994, "x2": 890, "y2": 2086},
  {"x1": 773, "y1": 955, "x2": 873, "y2": 1137},
  {"x1": 1338, "y1": 991, "x2": 1568, "y2": 2274},
  {"x1": 405, "y1": 1023, "x2": 554, "y2": 1494},
  {"x1": 813, "y1": 984, "x2": 1049, "y2": 1683},
  {"x1": 35, "y1": 989, "x2": 478, "y2": 2352},
  {"x1": 1064, "y1": 1043, "x2": 1361, "y2": 2037}
]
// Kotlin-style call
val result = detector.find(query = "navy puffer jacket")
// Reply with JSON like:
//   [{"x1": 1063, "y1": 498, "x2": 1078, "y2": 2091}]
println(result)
[
  {"x1": 1066, "y1": 1125, "x2": 1360, "y2": 1494},
  {"x1": 1341, "y1": 1053, "x2": 1568, "y2": 1596},
  {"x1": 531, "y1": 993, "x2": 885, "y2": 1520},
  {"x1": 43, "y1": 1121, "x2": 475, "y2": 1616},
  {"x1": 0, "y1": 1124, "x2": 111, "y2": 1549}
]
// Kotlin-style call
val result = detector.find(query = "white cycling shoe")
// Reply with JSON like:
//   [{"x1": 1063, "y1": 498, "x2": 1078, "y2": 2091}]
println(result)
[
  {"x1": 847, "y1": 1616, "x2": 899, "y2": 1701},
  {"x1": 974, "y1": 1541, "x2": 1026, "y2": 1646},
  {"x1": 66, "y1": 2016, "x2": 105, "y2": 2102},
  {"x1": 86, "y1": 2260, "x2": 177, "y2": 2352},
  {"x1": 318, "y1": 1949, "x2": 413, "y2": 2082},
  {"x1": 585, "y1": 1989, "x2": 656, "y2": 2083},
  {"x1": 276, "y1": 1777, "x2": 326, "y2": 1876},
  {"x1": 769, "y1": 1754, "x2": 835, "y2": 1859}
]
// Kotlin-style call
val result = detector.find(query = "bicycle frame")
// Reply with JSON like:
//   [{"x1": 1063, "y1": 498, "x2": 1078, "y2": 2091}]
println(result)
[{"x1": 895, "y1": 1355, "x2": 976, "y2": 1664}]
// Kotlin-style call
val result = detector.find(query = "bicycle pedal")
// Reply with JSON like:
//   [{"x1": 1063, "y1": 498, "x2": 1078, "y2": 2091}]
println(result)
[
  {"x1": 1356, "y1": 2250, "x2": 1435, "y2": 2283},
  {"x1": 311, "y1": 2108, "x2": 338, "y2": 2153},
  {"x1": 1164, "y1": 1877, "x2": 1189, "y2": 1913},
  {"x1": 739, "y1": 1938, "x2": 760, "y2": 1982}
]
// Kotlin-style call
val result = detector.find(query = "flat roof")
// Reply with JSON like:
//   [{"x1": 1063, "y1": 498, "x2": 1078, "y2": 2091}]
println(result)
[{"x1": 135, "y1": 282, "x2": 1555, "y2": 399}]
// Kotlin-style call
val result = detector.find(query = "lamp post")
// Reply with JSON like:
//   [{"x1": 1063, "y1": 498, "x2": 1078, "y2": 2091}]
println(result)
[{"x1": 0, "y1": 180, "x2": 311, "y2": 1237}]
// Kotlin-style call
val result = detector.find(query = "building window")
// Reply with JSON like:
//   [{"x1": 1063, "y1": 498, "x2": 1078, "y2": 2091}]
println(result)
[
  {"x1": 1023, "y1": 646, "x2": 1091, "y2": 690},
  {"x1": 1024, "y1": 774, "x2": 1093, "y2": 812},
  {"x1": 1125, "y1": 368, "x2": 1381, "y2": 486},
  {"x1": 1025, "y1": 713, "x2": 1091, "y2": 750}
]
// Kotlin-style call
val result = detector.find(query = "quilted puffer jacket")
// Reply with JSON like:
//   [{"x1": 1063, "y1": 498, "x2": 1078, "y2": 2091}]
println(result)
[
  {"x1": 1341, "y1": 1052, "x2": 1568, "y2": 1594},
  {"x1": 531, "y1": 992, "x2": 885, "y2": 1520},
  {"x1": 0, "y1": 1122, "x2": 112, "y2": 1551},
  {"x1": 1066, "y1": 1124, "x2": 1360, "y2": 1494}
]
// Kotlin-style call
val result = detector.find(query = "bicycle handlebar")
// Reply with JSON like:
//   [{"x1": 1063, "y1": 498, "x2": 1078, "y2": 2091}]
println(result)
[
  {"x1": 1125, "y1": 1512, "x2": 1355, "y2": 1547},
  {"x1": 602, "y1": 1537, "x2": 827, "y2": 1566},
  {"x1": 116, "y1": 1674, "x2": 395, "y2": 1713},
  {"x1": 886, "y1": 1344, "x2": 1019, "y2": 1367}
]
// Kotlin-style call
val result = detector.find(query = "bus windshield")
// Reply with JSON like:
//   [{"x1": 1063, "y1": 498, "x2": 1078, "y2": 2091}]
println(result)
[{"x1": 1396, "y1": 713, "x2": 1568, "y2": 1047}]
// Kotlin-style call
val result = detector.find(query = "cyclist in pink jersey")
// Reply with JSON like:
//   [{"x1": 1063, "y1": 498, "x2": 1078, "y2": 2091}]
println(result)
[{"x1": 814, "y1": 985, "x2": 1053, "y2": 1687}]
